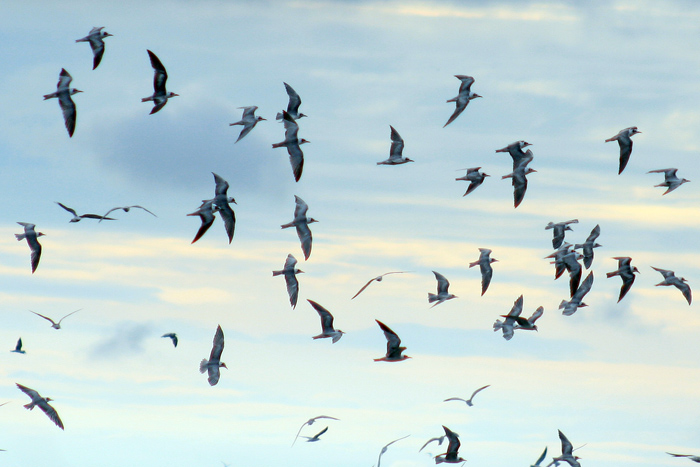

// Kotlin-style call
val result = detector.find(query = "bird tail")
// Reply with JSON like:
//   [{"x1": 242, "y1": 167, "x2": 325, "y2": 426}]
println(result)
[
  {"x1": 428, "y1": 293, "x2": 439, "y2": 303},
  {"x1": 272, "y1": 270, "x2": 284, "y2": 276},
  {"x1": 468, "y1": 260, "x2": 479, "y2": 268},
  {"x1": 23, "y1": 403, "x2": 33, "y2": 410},
  {"x1": 493, "y1": 319, "x2": 503, "y2": 331},
  {"x1": 275, "y1": 112, "x2": 284, "y2": 120},
  {"x1": 606, "y1": 271, "x2": 617, "y2": 278},
  {"x1": 199, "y1": 359, "x2": 208, "y2": 374},
  {"x1": 14, "y1": 233, "x2": 25, "y2": 241}
]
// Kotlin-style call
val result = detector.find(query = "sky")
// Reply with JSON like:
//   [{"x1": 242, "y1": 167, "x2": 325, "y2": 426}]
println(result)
[{"x1": 1, "y1": 0, "x2": 699, "y2": 466}]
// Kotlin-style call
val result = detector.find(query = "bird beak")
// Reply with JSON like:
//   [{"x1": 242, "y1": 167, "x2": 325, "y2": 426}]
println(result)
[
  {"x1": 483, "y1": 173, "x2": 490, "y2": 177},
  {"x1": 473, "y1": 94, "x2": 483, "y2": 98},
  {"x1": 298, "y1": 270, "x2": 305, "y2": 274}
]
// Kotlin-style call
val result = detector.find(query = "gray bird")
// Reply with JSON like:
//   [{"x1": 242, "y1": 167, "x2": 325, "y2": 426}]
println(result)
[
  {"x1": 502, "y1": 155, "x2": 537, "y2": 208},
  {"x1": 29, "y1": 309, "x2": 80, "y2": 330},
  {"x1": 276, "y1": 82, "x2": 307, "y2": 120},
  {"x1": 230, "y1": 106, "x2": 265, "y2": 143},
  {"x1": 667, "y1": 453, "x2": 700, "y2": 463},
  {"x1": 652, "y1": 266, "x2": 692, "y2": 305},
  {"x1": 574, "y1": 224, "x2": 601, "y2": 269},
  {"x1": 11, "y1": 338, "x2": 25, "y2": 354},
  {"x1": 199, "y1": 325, "x2": 227, "y2": 386},
  {"x1": 377, "y1": 126, "x2": 414, "y2": 165},
  {"x1": 434, "y1": 425, "x2": 466, "y2": 464},
  {"x1": 456, "y1": 167, "x2": 489, "y2": 196},
  {"x1": 374, "y1": 320, "x2": 410, "y2": 362},
  {"x1": 211, "y1": 173, "x2": 237, "y2": 244},
  {"x1": 273, "y1": 254, "x2": 304, "y2": 308},
  {"x1": 300, "y1": 426, "x2": 328, "y2": 442},
  {"x1": 43, "y1": 68, "x2": 82, "y2": 137},
  {"x1": 351, "y1": 271, "x2": 410, "y2": 300},
  {"x1": 647, "y1": 168, "x2": 690, "y2": 195},
  {"x1": 420, "y1": 435, "x2": 446, "y2": 453},
  {"x1": 56, "y1": 202, "x2": 115, "y2": 222},
  {"x1": 546, "y1": 243, "x2": 574, "y2": 280},
  {"x1": 162, "y1": 333, "x2": 178, "y2": 347},
  {"x1": 272, "y1": 111, "x2": 309, "y2": 182},
  {"x1": 142, "y1": 50, "x2": 178, "y2": 114},
  {"x1": 443, "y1": 384, "x2": 491, "y2": 406},
  {"x1": 605, "y1": 126, "x2": 640, "y2": 174},
  {"x1": 559, "y1": 271, "x2": 594, "y2": 316},
  {"x1": 496, "y1": 140, "x2": 533, "y2": 170},
  {"x1": 531, "y1": 447, "x2": 548, "y2": 467},
  {"x1": 562, "y1": 250, "x2": 583, "y2": 298},
  {"x1": 75, "y1": 27, "x2": 112, "y2": 69},
  {"x1": 444, "y1": 75, "x2": 481, "y2": 127},
  {"x1": 16, "y1": 383, "x2": 64, "y2": 430},
  {"x1": 545, "y1": 219, "x2": 578, "y2": 249},
  {"x1": 428, "y1": 271, "x2": 458, "y2": 307},
  {"x1": 606, "y1": 257, "x2": 639, "y2": 302},
  {"x1": 308, "y1": 300, "x2": 344, "y2": 343},
  {"x1": 15, "y1": 223, "x2": 45, "y2": 273},
  {"x1": 187, "y1": 199, "x2": 219, "y2": 244},
  {"x1": 547, "y1": 430, "x2": 581, "y2": 467},
  {"x1": 493, "y1": 295, "x2": 524, "y2": 341},
  {"x1": 281, "y1": 196, "x2": 318, "y2": 260},
  {"x1": 100, "y1": 205, "x2": 157, "y2": 222},
  {"x1": 469, "y1": 248, "x2": 497, "y2": 295},
  {"x1": 291, "y1": 415, "x2": 339, "y2": 446},
  {"x1": 510, "y1": 306, "x2": 544, "y2": 331},
  {"x1": 377, "y1": 435, "x2": 410, "y2": 467}
]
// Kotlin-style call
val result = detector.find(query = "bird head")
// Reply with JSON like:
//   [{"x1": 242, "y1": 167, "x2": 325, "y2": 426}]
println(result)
[
  {"x1": 167, "y1": 92, "x2": 179, "y2": 98},
  {"x1": 70, "y1": 89, "x2": 83, "y2": 95},
  {"x1": 482, "y1": 172, "x2": 490, "y2": 177},
  {"x1": 405, "y1": 158, "x2": 415, "y2": 163},
  {"x1": 299, "y1": 138, "x2": 310, "y2": 145},
  {"x1": 307, "y1": 218, "x2": 319, "y2": 224},
  {"x1": 298, "y1": 113, "x2": 308, "y2": 119},
  {"x1": 220, "y1": 362, "x2": 228, "y2": 370},
  {"x1": 103, "y1": 32, "x2": 114, "y2": 38},
  {"x1": 472, "y1": 93, "x2": 482, "y2": 99},
  {"x1": 525, "y1": 168, "x2": 538, "y2": 175},
  {"x1": 37, "y1": 232, "x2": 46, "y2": 237},
  {"x1": 227, "y1": 197, "x2": 237, "y2": 205},
  {"x1": 633, "y1": 267, "x2": 640, "y2": 274},
  {"x1": 296, "y1": 269, "x2": 305, "y2": 274},
  {"x1": 520, "y1": 141, "x2": 532, "y2": 148},
  {"x1": 257, "y1": 117, "x2": 267, "y2": 122}
]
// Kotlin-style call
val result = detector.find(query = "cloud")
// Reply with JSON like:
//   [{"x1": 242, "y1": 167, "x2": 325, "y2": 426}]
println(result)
[{"x1": 89, "y1": 321, "x2": 154, "y2": 359}]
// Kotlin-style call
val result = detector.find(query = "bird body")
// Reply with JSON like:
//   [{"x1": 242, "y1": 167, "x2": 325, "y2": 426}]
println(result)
[
  {"x1": 493, "y1": 295, "x2": 525, "y2": 340},
  {"x1": 648, "y1": 168, "x2": 690, "y2": 195},
  {"x1": 276, "y1": 82, "x2": 306, "y2": 120},
  {"x1": 281, "y1": 196, "x2": 318, "y2": 260},
  {"x1": 187, "y1": 199, "x2": 219, "y2": 244},
  {"x1": 11, "y1": 338, "x2": 26, "y2": 354},
  {"x1": 502, "y1": 159, "x2": 536, "y2": 208},
  {"x1": 456, "y1": 167, "x2": 489, "y2": 196},
  {"x1": 273, "y1": 254, "x2": 304, "y2": 308},
  {"x1": 496, "y1": 140, "x2": 532, "y2": 170},
  {"x1": 272, "y1": 111, "x2": 308, "y2": 182},
  {"x1": 230, "y1": 106, "x2": 265, "y2": 143},
  {"x1": 469, "y1": 248, "x2": 497, "y2": 295},
  {"x1": 444, "y1": 75, "x2": 481, "y2": 127},
  {"x1": 606, "y1": 257, "x2": 639, "y2": 302},
  {"x1": 75, "y1": 27, "x2": 112, "y2": 69},
  {"x1": 545, "y1": 219, "x2": 578, "y2": 249},
  {"x1": 374, "y1": 320, "x2": 410, "y2": 362},
  {"x1": 142, "y1": 50, "x2": 178, "y2": 114},
  {"x1": 560, "y1": 271, "x2": 593, "y2": 316},
  {"x1": 162, "y1": 333, "x2": 178, "y2": 347},
  {"x1": 605, "y1": 126, "x2": 640, "y2": 174},
  {"x1": 43, "y1": 68, "x2": 82, "y2": 137},
  {"x1": 212, "y1": 173, "x2": 237, "y2": 243},
  {"x1": 308, "y1": 299, "x2": 344, "y2": 343},
  {"x1": 428, "y1": 271, "x2": 458, "y2": 307},
  {"x1": 200, "y1": 325, "x2": 226, "y2": 386},
  {"x1": 377, "y1": 126, "x2": 413, "y2": 165},
  {"x1": 56, "y1": 202, "x2": 115, "y2": 222},
  {"x1": 291, "y1": 415, "x2": 339, "y2": 446},
  {"x1": 547, "y1": 430, "x2": 581, "y2": 467},
  {"x1": 574, "y1": 224, "x2": 601, "y2": 269},
  {"x1": 15, "y1": 222, "x2": 45, "y2": 273},
  {"x1": 434, "y1": 425, "x2": 466, "y2": 464},
  {"x1": 652, "y1": 266, "x2": 692, "y2": 305},
  {"x1": 16, "y1": 383, "x2": 64, "y2": 429}
]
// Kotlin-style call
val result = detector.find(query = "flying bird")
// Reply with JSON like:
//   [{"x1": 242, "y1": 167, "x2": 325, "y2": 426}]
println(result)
[
  {"x1": 29, "y1": 309, "x2": 80, "y2": 330},
  {"x1": 377, "y1": 126, "x2": 414, "y2": 165},
  {"x1": 56, "y1": 202, "x2": 115, "y2": 222},
  {"x1": 545, "y1": 219, "x2": 578, "y2": 249},
  {"x1": 75, "y1": 27, "x2": 112, "y2": 69},
  {"x1": 211, "y1": 173, "x2": 237, "y2": 243},
  {"x1": 434, "y1": 425, "x2": 466, "y2": 464},
  {"x1": 419, "y1": 435, "x2": 446, "y2": 453},
  {"x1": 16, "y1": 383, "x2": 64, "y2": 430},
  {"x1": 443, "y1": 384, "x2": 491, "y2": 406},
  {"x1": 652, "y1": 266, "x2": 692, "y2": 305},
  {"x1": 199, "y1": 325, "x2": 227, "y2": 386},
  {"x1": 291, "y1": 415, "x2": 339, "y2": 446},
  {"x1": 647, "y1": 168, "x2": 690, "y2": 195},
  {"x1": 351, "y1": 271, "x2": 410, "y2": 300},
  {"x1": 162, "y1": 333, "x2": 178, "y2": 347},
  {"x1": 281, "y1": 196, "x2": 318, "y2": 260},
  {"x1": 299, "y1": 426, "x2": 328, "y2": 442},
  {"x1": 230, "y1": 106, "x2": 266, "y2": 143},
  {"x1": 374, "y1": 319, "x2": 410, "y2": 362},
  {"x1": 444, "y1": 75, "x2": 481, "y2": 127},
  {"x1": 574, "y1": 224, "x2": 601, "y2": 269},
  {"x1": 15, "y1": 223, "x2": 45, "y2": 273},
  {"x1": 455, "y1": 167, "x2": 489, "y2": 196},
  {"x1": 100, "y1": 205, "x2": 157, "y2": 221},
  {"x1": 308, "y1": 300, "x2": 344, "y2": 343},
  {"x1": 43, "y1": 68, "x2": 82, "y2": 137},
  {"x1": 376, "y1": 435, "x2": 410, "y2": 467},
  {"x1": 272, "y1": 111, "x2": 309, "y2": 182},
  {"x1": 561, "y1": 250, "x2": 583, "y2": 297},
  {"x1": 510, "y1": 306, "x2": 544, "y2": 331},
  {"x1": 502, "y1": 160, "x2": 537, "y2": 208},
  {"x1": 469, "y1": 248, "x2": 497, "y2": 295},
  {"x1": 666, "y1": 453, "x2": 700, "y2": 463},
  {"x1": 606, "y1": 257, "x2": 640, "y2": 302},
  {"x1": 531, "y1": 447, "x2": 548, "y2": 467},
  {"x1": 187, "y1": 199, "x2": 219, "y2": 244},
  {"x1": 605, "y1": 126, "x2": 641, "y2": 174},
  {"x1": 276, "y1": 82, "x2": 307, "y2": 120},
  {"x1": 142, "y1": 50, "x2": 178, "y2": 114},
  {"x1": 428, "y1": 271, "x2": 458, "y2": 307},
  {"x1": 546, "y1": 242, "x2": 574, "y2": 280},
  {"x1": 11, "y1": 338, "x2": 26, "y2": 354},
  {"x1": 559, "y1": 271, "x2": 594, "y2": 316},
  {"x1": 273, "y1": 254, "x2": 304, "y2": 308},
  {"x1": 496, "y1": 140, "x2": 533, "y2": 170},
  {"x1": 493, "y1": 295, "x2": 524, "y2": 341},
  {"x1": 547, "y1": 430, "x2": 581, "y2": 467}
]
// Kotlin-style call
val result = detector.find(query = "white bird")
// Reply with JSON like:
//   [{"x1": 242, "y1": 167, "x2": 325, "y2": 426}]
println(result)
[
  {"x1": 272, "y1": 111, "x2": 309, "y2": 182},
  {"x1": 562, "y1": 250, "x2": 583, "y2": 298},
  {"x1": 75, "y1": 27, "x2": 112, "y2": 69},
  {"x1": 443, "y1": 384, "x2": 491, "y2": 406},
  {"x1": 291, "y1": 415, "x2": 340, "y2": 446},
  {"x1": 374, "y1": 320, "x2": 410, "y2": 362},
  {"x1": 11, "y1": 338, "x2": 25, "y2": 354},
  {"x1": 667, "y1": 453, "x2": 700, "y2": 463},
  {"x1": 276, "y1": 82, "x2": 307, "y2": 120},
  {"x1": 212, "y1": 173, "x2": 237, "y2": 244},
  {"x1": 456, "y1": 167, "x2": 489, "y2": 196},
  {"x1": 187, "y1": 199, "x2": 219, "y2": 244},
  {"x1": 199, "y1": 325, "x2": 227, "y2": 386},
  {"x1": 647, "y1": 168, "x2": 690, "y2": 195},
  {"x1": 376, "y1": 435, "x2": 410, "y2": 467},
  {"x1": 16, "y1": 383, "x2": 64, "y2": 430},
  {"x1": 351, "y1": 271, "x2": 410, "y2": 300},
  {"x1": 142, "y1": 50, "x2": 178, "y2": 114},
  {"x1": 559, "y1": 271, "x2": 594, "y2": 316},
  {"x1": 605, "y1": 126, "x2": 640, "y2": 174},
  {"x1": 43, "y1": 68, "x2": 82, "y2": 137},
  {"x1": 308, "y1": 300, "x2": 344, "y2": 343},
  {"x1": 377, "y1": 126, "x2": 414, "y2": 165},
  {"x1": 100, "y1": 205, "x2": 157, "y2": 222},
  {"x1": 29, "y1": 309, "x2": 80, "y2": 330},
  {"x1": 419, "y1": 435, "x2": 446, "y2": 453},
  {"x1": 469, "y1": 248, "x2": 497, "y2": 296},
  {"x1": 56, "y1": 202, "x2": 115, "y2": 222},
  {"x1": 606, "y1": 256, "x2": 639, "y2": 302},
  {"x1": 15, "y1": 223, "x2": 45, "y2": 273},
  {"x1": 573, "y1": 224, "x2": 601, "y2": 269},
  {"x1": 281, "y1": 196, "x2": 318, "y2": 261},
  {"x1": 273, "y1": 254, "x2": 304, "y2": 308},
  {"x1": 428, "y1": 271, "x2": 458, "y2": 307},
  {"x1": 299, "y1": 426, "x2": 328, "y2": 442},
  {"x1": 546, "y1": 242, "x2": 574, "y2": 280},
  {"x1": 444, "y1": 75, "x2": 481, "y2": 127},
  {"x1": 229, "y1": 106, "x2": 266, "y2": 143},
  {"x1": 545, "y1": 219, "x2": 578, "y2": 249},
  {"x1": 496, "y1": 140, "x2": 533, "y2": 170},
  {"x1": 502, "y1": 161, "x2": 537, "y2": 208},
  {"x1": 652, "y1": 266, "x2": 692, "y2": 305},
  {"x1": 547, "y1": 430, "x2": 581, "y2": 467},
  {"x1": 161, "y1": 333, "x2": 178, "y2": 347},
  {"x1": 434, "y1": 425, "x2": 466, "y2": 464},
  {"x1": 493, "y1": 295, "x2": 524, "y2": 341},
  {"x1": 511, "y1": 306, "x2": 544, "y2": 331}
]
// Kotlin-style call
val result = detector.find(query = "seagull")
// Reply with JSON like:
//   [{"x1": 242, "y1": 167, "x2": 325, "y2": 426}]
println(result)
[
  {"x1": 43, "y1": 68, "x2": 82, "y2": 137},
  {"x1": 142, "y1": 50, "x2": 178, "y2": 114},
  {"x1": 496, "y1": 140, "x2": 533, "y2": 170},
  {"x1": 56, "y1": 202, "x2": 115, "y2": 222},
  {"x1": 281, "y1": 196, "x2": 318, "y2": 261},
  {"x1": 666, "y1": 453, "x2": 700, "y2": 463},
  {"x1": 652, "y1": 266, "x2": 692, "y2": 305},
  {"x1": 211, "y1": 173, "x2": 237, "y2": 243},
  {"x1": 308, "y1": 300, "x2": 344, "y2": 343},
  {"x1": 531, "y1": 447, "x2": 548, "y2": 467},
  {"x1": 606, "y1": 256, "x2": 640, "y2": 302},
  {"x1": 605, "y1": 126, "x2": 641, "y2": 174},
  {"x1": 443, "y1": 384, "x2": 491, "y2": 406},
  {"x1": 374, "y1": 319, "x2": 410, "y2": 362},
  {"x1": 545, "y1": 220, "x2": 579, "y2": 249},
  {"x1": 29, "y1": 309, "x2": 80, "y2": 330},
  {"x1": 276, "y1": 82, "x2": 307, "y2": 120},
  {"x1": 273, "y1": 254, "x2": 304, "y2": 308},
  {"x1": 75, "y1": 27, "x2": 112, "y2": 69},
  {"x1": 493, "y1": 295, "x2": 524, "y2": 341},
  {"x1": 455, "y1": 167, "x2": 489, "y2": 196},
  {"x1": 377, "y1": 126, "x2": 414, "y2": 165},
  {"x1": 299, "y1": 426, "x2": 328, "y2": 442},
  {"x1": 469, "y1": 248, "x2": 497, "y2": 295},
  {"x1": 161, "y1": 333, "x2": 178, "y2": 347},
  {"x1": 510, "y1": 306, "x2": 544, "y2": 331},
  {"x1": 351, "y1": 271, "x2": 410, "y2": 300},
  {"x1": 11, "y1": 338, "x2": 25, "y2": 354},
  {"x1": 187, "y1": 199, "x2": 219, "y2": 244},
  {"x1": 272, "y1": 111, "x2": 309, "y2": 182},
  {"x1": 100, "y1": 205, "x2": 157, "y2": 222},
  {"x1": 428, "y1": 271, "x2": 458, "y2": 307},
  {"x1": 647, "y1": 168, "x2": 690, "y2": 195},
  {"x1": 16, "y1": 383, "x2": 64, "y2": 430},
  {"x1": 547, "y1": 430, "x2": 581, "y2": 467},
  {"x1": 291, "y1": 415, "x2": 340, "y2": 446},
  {"x1": 546, "y1": 242, "x2": 574, "y2": 280},
  {"x1": 502, "y1": 160, "x2": 537, "y2": 209},
  {"x1": 560, "y1": 271, "x2": 594, "y2": 316},
  {"x1": 229, "y1": 106, "x2": 266, "y2": 143},
  {"x1": 434, "y1": 425, "x2": 466, "y2": 464},
  {"x1": 376, "y1": 435, "x2": 410, "y2": 467},
  {"x1": 574, "y1": 224, "x2": 601, "y2": 269},
  {"x1": 199, "y1": 325, "x2": 227, "y2": 386},
  {"x1": 419, "y1": 435, "x2": 446, "y2": 453},
  {"x1": 562, "y1": 250, "x2": 583, "y2": 298},
  {"x1": 15, "y1": 223, "x2": 45, "y2": 273},
  {"x1": 444, "y1": 75, "x2": 481, "y2": 127}
]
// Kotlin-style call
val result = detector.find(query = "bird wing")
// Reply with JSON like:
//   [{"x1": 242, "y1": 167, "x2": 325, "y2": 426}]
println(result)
[
  {"x1": 480, "y1": 262, "x2": 493, "y2": 295},
  {"x1": 586, "y1": 224, "x2": 601, "y2": 243},
  {"x1": 470, "y1": 384, "x2": 491, "y2": 400},
  {"x1": 57, "y1": 309, "x2": 80, "y2": 325},
  {"x1": 505, "y1": 295, "x2": 524, "y2": 323},
  {"x1": 38, "y1": 399, "x2": 64, "y2": 429},
  {"x1": 15, "y1": 337, "x2": 23, "y2": 352},
  {"x1": 442, "y1": 426, "x2": 461, "y2": 456},
  {"x1": 147, "y1": 50, "x2": 168, "y2": 93},
  {"x1": 352, "y1": 277, "x2": 377, "y2": 300},
  {"x1": 443, "y1": 397, "x2": 467, "y2": 403},
  {"x1": 57, "y1": 68, "x2": 73, "y2": 90},
  {"x1": 209, "y1": 325, "x2": 225, "y2": 361},
  {"x1": 191, "y1": 210, "x2": 215, "y2": 244},
  {"x1": 56, "y1": 202, "x2": 77, "y2": 217},
  {"x1": 534, "y1": 446, "x2": 548, "y2": 466},
  {"x1": 389, "y1": 126, "x2": 404, "y2": 160},
  {"x1": 419, "y1": 436, "x2": 444, "y2": 452},
  {"x1": 88, "y1": 35, "x2": 106, "y2": 69},
  {"x1": 217, "y1": 204, "x2": 236, "y2": 244},
  {"x1": 617, "y1": 136, "x2": 633, "y2": 174},
  {"x1": 29, "y1": 311, "x2": 56, "y2": 326},
  {"x1": 282, "y1": 110, "x2": 300, "y2": 140},
  {"x1": 558, "y1": 430, "x2": 574, "y2": 456},
  {"x1": 283, "y1": 254, "x2": 298, "y2": 270},
  {"x1": 284, "y1": 82, "x2": 302, "y2": 114},
  {"x1": 212, "y1": 172, "x2": 229, "y2": 197},
  {"x1": 433, "y1": 271, "x2": 450, "y2": 294},
  {"x1": 296, "y1": 222, "x2": 313, "y2": 260},
  {"x1": 308, "y1": 300, "x2": 335, "y2": 333},
  {"x1": 287, "y1": 143, "x2": 305, "y2": 182},
  {"x1": 375, "y1": 319, "x2": 402, "y2": 355},
  {"x1": 293, "y1": 196, "x2": 309, "y2": 218},
  {"x1": 285, "y1": 272, "x2": 300, "y2": 308},
  {"x1": 651, "y1": 266, "x2": 674, "y2": 279}
]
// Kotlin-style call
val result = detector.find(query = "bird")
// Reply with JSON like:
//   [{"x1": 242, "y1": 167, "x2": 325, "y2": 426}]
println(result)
[
  {"x1": 56, "y1": 202, "x2": 115, "y2": 222},
  {"x1": 647, "y1": 168, "x2": 690, "y2": 195},
  {"x1": 291, "y1": 415, "x2": 340, "y2": 446},
  {"x1": 273, "y1": 254, "x2": 304, "y2": 308},
  {"x1": 444, "y1": 75, "x2": 481, "y2": 127},
  {"x1": 272, "y1": 111, "x2": 309, "y2": 182},
  {"x1": 281, "y1": 196, "x2": 318, "y2": 261},
  {"x1": 469, "y1": 248, "x2": 497, "y2": 295},
  {"x1": 75, "y1": 27, "x2": 112, "y2": 69},
  {"x1": 496, "y1": 140, "x2": 533, "y2": 170},
  {"x1": 510, "y1": 306, "x2": 544, "y2": 331},
  {"x1": 546, "y1": 242, "x2": 574, "y2": 280},
  {"x1": 11, "y1": 338, "x2": 26, "y2": 354},
  {"x1": 547, "y1": 430, "x2": 581, "y2": 467},
  {"x1": 276, "y1": 82, "x2": 307, "y2": 120},
  {"x1": 443, "y1": 384, "x2": 491, "y2": 406},
  {"x1": 606, "y1": 257, "x2": 640, "y2": 302},
  {"x1": 199, "y1": 325, "x2": 227, "y2": 386},
  {"x1": 187, "y1": 199, "x2": 219, "y2": 244},
  {"x1": 211, "y1": 173, "x2": 237, "y2": 243},
  {"x1": 419, "y1": 435, "x2": 446, "y2": 453},
  {"x1": 376, "y1": 435, "x2": 410, "y2": 467},
  {"x1": 502, "y1": 160, "x2": 537, "y2": 208},
  {"x1": 308, "y1": 300, "x2": 344, "y2": 343},
  {"x1": 493, "y1": 295, "x2": 524, "y2": 341},
  {"x1": 455, "y1": 167, "x2": 489, "y2": 196},
  {"x1": 559, "y1": 271, "x2": 594, "y2": 316},
  {"x1": 374, "y1": 319, "x2": 410, "y2": 362},
  {"x1": 666, "y1": 453, "x2": 700, "y2": 463},
  {"x1": 162, "y1": 333, "x2": 178, "y2": 347},
  {"x1": 15, "y1": 222, "x2": 45, "y2": 273},
  {"x1": 377, "y1": 126, "x2": 414, "y2": 165},
  {"x1": 605, "y1": 126, "x2": 641, "y2": 174},
  {"x1": 531, "y1": 447, "x2": 548, "y2": 467},
  {"x1": 351, "y1": 271, "x2": 410, "y2": 299},
  {"x1": 100, "y1": 205, "x2": 157, "y2": 221},
  {"x1": 299, "y1": 426, "x2": 328, "y2": 442},
  {"x1": 428, "y1": 271, "x2": 458, "y2": 307},
  {"x1": 562, "y1": 250, "x2": 583, "y2": 297},
  {"x1": 43, "y1": 68, "x2": 82, "y2": 137},
  {"x1": 229, "y1": 106, "x2": 266, "y2": 143},
  {"x1": 652, "y1": 266, "x2": 692, "y2": 305},
  {"x1": 545, "y1": 219, "x2": 579, "y2": 249},
  {"x1": 16, "y1": 383, "x2": 64, "y2": 430},
  {"x1": 574, "y1": 224, "x2": 601, "y2": 269},
  {"x1": 29, "y1": 309, "x2": 80, "y2": 330},
  {"x1": 434, "y1": 425, "x2": 466, "y2": 464},
  {"x1": 142, "y1": 50, "x2": 178, "y2": 114}
]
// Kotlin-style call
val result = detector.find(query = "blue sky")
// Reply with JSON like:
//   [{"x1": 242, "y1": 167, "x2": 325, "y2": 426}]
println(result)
[{"x1": 0, "y1": 1, "x2": 699, "y2": 466}]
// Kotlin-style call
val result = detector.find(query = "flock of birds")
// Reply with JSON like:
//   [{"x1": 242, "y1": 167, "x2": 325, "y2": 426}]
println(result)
[{"x1": 5, "y1": 23, "x2": 697, "y2": 467}]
